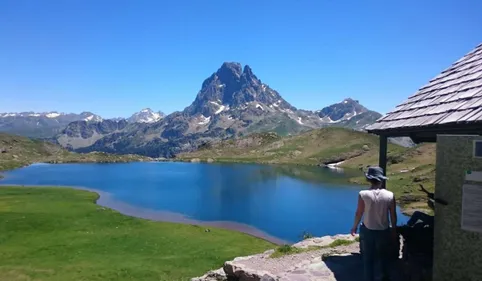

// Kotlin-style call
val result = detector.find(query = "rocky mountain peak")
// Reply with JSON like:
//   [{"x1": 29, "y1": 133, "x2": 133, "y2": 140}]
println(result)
[
  {"x1": 217, "y1": 62, "x2": 242, "y2": 77},
  {"x1": 318, "y1": 98, "x2": 369, "y2": 122},
  {"x1": 242, "y1": 64, "x2": 254, "y2": 77},
  {"x1": 185, "y1": 62, "x2": 294, "y2": 117},
  {"x1": 128, "y1": 108, "x2": 164, "y2": 123},
  {"x1": 341, "y1": 98, "x2": 360, "y2": 105},
  {"x1": 79, "y1": 112, "x2": 103, "y2": 122},
  {"x1": 240, "y1": 64, "x2": 261, "y2": 87}
]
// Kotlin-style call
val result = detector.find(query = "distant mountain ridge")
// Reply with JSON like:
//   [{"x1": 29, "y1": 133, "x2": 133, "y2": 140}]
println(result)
[
  {"x1": 53, "y1": 62, "x2": 383, "y2": 157},
  {"x1": 0, "y1": 111, "x2": 103, "y2": 138},
  {"x1": 0, "y1": 109, "x2": 164, "y2": 138}
]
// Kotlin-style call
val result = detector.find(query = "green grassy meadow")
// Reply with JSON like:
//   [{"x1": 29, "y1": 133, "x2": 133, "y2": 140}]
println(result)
[{"x1": 0, "y1": 186, "x2": 273, "y2": 281}]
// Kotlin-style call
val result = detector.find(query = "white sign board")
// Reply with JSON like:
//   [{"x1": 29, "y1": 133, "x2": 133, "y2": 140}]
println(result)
[
  {"x1": 462, "y1": 184, "x2": 482, "y2": 233},
  {"x1": 465, "y1": 171, "x2": 482, "y2": 182}
]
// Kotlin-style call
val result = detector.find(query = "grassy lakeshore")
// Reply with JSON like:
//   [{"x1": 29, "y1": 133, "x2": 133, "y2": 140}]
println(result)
[
  {"x1": 0, "y1": 186, "x2": 273, "y2": 281},
  {"x1": 0, "y1": 133, "x2": 152, "y2": 176}
]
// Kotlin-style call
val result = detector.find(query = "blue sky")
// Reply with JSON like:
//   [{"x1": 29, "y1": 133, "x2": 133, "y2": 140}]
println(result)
[{"x1": 1, "y1": 0, "x2": 481, "y2": 118}]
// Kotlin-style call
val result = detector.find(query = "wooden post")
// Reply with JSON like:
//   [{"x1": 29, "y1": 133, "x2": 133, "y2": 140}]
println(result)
[
  {"x1": 379, "y1": 135, "x2": 388, "y2": 175},
  {"x1": 379, "y1": 135, "x2": 388, "y2": 189}
]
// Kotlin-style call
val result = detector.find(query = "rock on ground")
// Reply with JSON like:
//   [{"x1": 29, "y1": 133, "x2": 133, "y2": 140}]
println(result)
[{"x1": 191, "y1": 268, "x2": 227, "y2": 281}]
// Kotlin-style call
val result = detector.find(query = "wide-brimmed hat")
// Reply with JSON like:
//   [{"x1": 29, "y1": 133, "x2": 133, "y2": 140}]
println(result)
[{"x1": 365, "y1": 166, "x2": 388, "y2": 182}]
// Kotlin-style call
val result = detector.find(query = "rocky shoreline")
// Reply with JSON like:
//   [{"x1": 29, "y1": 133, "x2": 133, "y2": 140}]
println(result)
[{"x1": 192, "y1": 233, "x2": 410, "y2": 281}]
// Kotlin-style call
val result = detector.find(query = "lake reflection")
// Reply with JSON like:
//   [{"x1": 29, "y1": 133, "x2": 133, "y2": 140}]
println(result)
[{"x1": 1, "y1": 162, "x2": 407, "y2": 242}]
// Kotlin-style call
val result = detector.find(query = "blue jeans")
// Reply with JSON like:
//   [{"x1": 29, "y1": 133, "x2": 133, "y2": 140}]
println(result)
[{"x1": 360, "y1": 224, "x2": 390, "y2": 281}]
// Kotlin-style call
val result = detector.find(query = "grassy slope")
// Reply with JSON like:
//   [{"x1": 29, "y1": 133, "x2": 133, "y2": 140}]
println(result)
[
  {"x1": 178, "y1": 128, "x2": 436, "y2": 213},
  {"x1": 0, "y1": 187, "x2": 273, "y2": 281},
  {"x1": 0, "y1": 133, "x2": 151, "y2": 173},
  {"x1": 180, "y1": 127, "x2": 403, "y2": 165}
]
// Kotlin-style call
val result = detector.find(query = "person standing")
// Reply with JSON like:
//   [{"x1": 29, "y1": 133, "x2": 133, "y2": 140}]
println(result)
[{"x1": 351, "y1": 166, "x2": 398, "y2": 281}]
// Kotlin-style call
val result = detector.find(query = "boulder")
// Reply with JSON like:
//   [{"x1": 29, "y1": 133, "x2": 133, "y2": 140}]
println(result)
[
  {"x1": 191, "y1": 267, "x2": 227, "y2": 281},
  {"x1": 220, "y1": 250, "x2": 281, "y2": 281},
  {"x1": 191, "y1": 158, "x2": 201, "y2": 163},
  {"x1": 289, "y1": 150, "x2": 302, "y2": 158},
  {"x1": 224, "y1": 259, "x2": 277, "y2": 281},
  {"x1": 207, "y1": 158, "x2": 214, "y2": 163}
]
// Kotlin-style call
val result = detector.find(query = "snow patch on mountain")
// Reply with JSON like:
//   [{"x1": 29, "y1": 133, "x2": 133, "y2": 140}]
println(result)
[
  {"x1": 46, "y1": 112, "x2": 61, "y2": 118},
  {"x1": 1, "y1": 113, "x2": 17, "y2": 117},
  {"x1": 198, "y1": 115, "x2": 211, "y2": 125},
  {"x1": 215, "y1": 105, "x2": 226, "y2": 114},
  {"x1": 128, "y1": 108, "x2": 164, "y2": 123},
  {"x1": 209, "y1": 101, "x2": 227, "y2": 115},
  {"x1": 84, "y1": 115, "x2": 103, "y2": 122}
]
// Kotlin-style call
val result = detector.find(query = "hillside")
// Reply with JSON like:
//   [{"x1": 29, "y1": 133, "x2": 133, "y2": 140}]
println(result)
[
  {"x1": 178, "y1": 127, "x2": 436, "y2": 213},
  {"x1": 0, "y1": 133, "x2": 151, "y2": 174}
]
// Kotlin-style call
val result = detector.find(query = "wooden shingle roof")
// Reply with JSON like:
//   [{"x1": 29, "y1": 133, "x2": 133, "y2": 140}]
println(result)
[{"x1": 367, "y1": 43, "x2": 482, "y2": 141}]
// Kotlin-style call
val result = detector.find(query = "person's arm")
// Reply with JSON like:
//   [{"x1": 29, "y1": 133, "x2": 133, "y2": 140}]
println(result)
[
  {"x1": 389, "y1": 196, "x2": 397, "y2": 226},
  {"x1": 351, "y1": 194, "x2": 365, "y2": 236},
  {"x1": 389, "y1": 196, "x2": 398, "y2": 240}
]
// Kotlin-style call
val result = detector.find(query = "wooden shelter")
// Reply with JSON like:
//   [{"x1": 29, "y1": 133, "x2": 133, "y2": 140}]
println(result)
[{"x1": 366, "y1": 43, "x2": 482, "y2": 173}]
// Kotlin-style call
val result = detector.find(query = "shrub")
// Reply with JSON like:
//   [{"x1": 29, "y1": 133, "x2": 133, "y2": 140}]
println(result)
[
  {"x1": 278, "y1": 244, "x2": 293, "y2": 253},
  {"x1": 301, "y1": 231, "x2": 314, "y2": 240},
  {"x1": 328, "y1": 239, "x2": 355, "y2": 247}
]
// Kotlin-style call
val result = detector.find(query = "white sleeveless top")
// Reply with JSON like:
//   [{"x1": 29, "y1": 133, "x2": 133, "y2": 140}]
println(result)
[{"x1": 359, "y1": 189, "x2": 394, "y2": 230}]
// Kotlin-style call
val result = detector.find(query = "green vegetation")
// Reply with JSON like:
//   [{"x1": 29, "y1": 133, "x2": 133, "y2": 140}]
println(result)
[
  {"x1": 0, "y1": 186, "x2": 273, "y2": 281},
  {"x1": 270, "y1": 245, "x2": 320, "y2": 258},
  {"x1": 0, "y1": 133, "x2": 151, "y2": 175},
  {"x1": 270, "y1": 239, "x2": 357, "y2": 258},
  {"x1": 179, "y1": 128, "x2": 383, "y2": 165},
  {"x1": 178, "y1": 127, "x2": 436, "y2": 213}
]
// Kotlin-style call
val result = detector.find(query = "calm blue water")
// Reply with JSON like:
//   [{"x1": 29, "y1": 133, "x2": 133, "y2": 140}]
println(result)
[{"x1": 0, "y1": 162, "x2": 408, "y2": 242}]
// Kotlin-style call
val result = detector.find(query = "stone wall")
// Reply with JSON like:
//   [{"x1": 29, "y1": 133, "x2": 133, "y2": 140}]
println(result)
[{"x1": 433, "y1": 135, "x2": 482, "y2": 281}]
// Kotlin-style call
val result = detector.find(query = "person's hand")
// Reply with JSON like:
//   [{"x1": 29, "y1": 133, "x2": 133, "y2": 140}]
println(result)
[
  {"x1": 350, "y1": 226, "x2": 358, "y2": 236},
  {"x1": 391, "y1": 229, "x2": 398, "y2": 243}
]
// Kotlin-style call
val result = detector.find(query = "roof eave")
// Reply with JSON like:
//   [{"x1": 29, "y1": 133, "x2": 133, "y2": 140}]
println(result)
[{"x1": 367, "y1": 122, "x2": 482, "y2": 142}]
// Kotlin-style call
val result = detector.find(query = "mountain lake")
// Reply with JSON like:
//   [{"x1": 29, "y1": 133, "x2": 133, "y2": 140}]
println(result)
[{"x1": 0, "y1": 162, "x2": 408, "y2": 243}]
